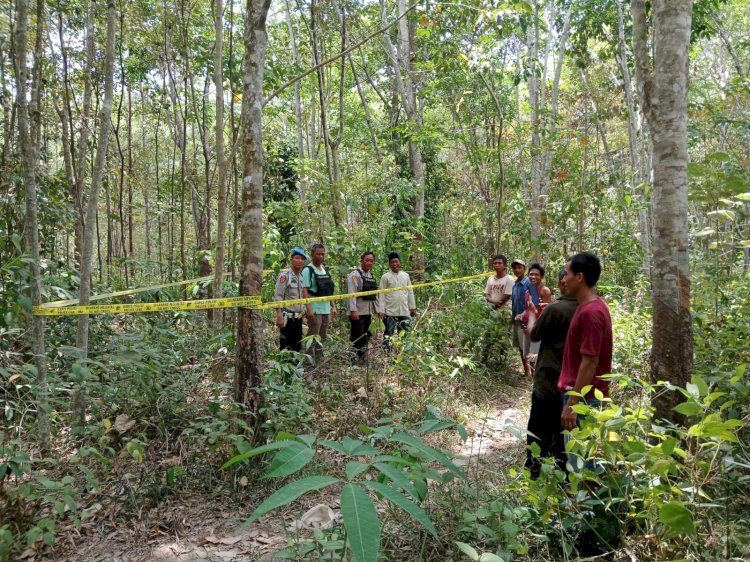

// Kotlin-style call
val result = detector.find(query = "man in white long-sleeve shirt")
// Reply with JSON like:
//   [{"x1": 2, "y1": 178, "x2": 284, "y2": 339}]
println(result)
[{"x1": 377, "y1": 252, "x2": 416, "y2": 350}]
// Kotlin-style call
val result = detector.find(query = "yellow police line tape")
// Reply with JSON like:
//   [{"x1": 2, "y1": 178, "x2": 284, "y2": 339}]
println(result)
[
  {"x1": 33, "y1": 272, "x2": 490, "y2": 317},
  {"x1": 39, "y1": 269, "x2": 428, "y2": 309}
]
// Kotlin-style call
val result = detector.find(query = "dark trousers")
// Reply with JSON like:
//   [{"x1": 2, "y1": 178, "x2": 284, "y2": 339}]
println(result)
[
  {"x1": 349, "y1": 314, "x2": 372, "y2": 361},
  {"x1": 384, "y1": 315, "x2": 410, "y2": 350},
  {"x1": 280, "y1": 317, "x2": 303, "y2": 353},
  {"x1": 525, "y1": 390, "x2": 566, "y2": 479}
]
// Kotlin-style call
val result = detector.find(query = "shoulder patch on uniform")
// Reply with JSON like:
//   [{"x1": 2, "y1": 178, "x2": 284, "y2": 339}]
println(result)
[{"x1": 279, "y1": 274, "x2": 287, "y2": 283}]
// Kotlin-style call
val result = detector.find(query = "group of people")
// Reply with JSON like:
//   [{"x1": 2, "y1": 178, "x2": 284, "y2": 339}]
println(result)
[
  {"x1": 484, "y1": 252, "x2": 613, "y2": 478},
  {"x1": 274, "y1": 243, "x2": 612, "y2": 477},
  {"x1": 273, "y1": 244, "x2": 416, "y2": 367}
]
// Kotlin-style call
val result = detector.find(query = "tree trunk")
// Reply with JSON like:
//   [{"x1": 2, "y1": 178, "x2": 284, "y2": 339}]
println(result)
[
  {"x1": 616, "y1": 0, "x2": 651, "y2": 279},
  {"x1": 235, "y1": 0, "x2": 270, "y2": 416},
  {"x1": 15, "y1": 0, "x2": 51, "y2": 447},
  {"x1": 380, "y1": 0, "x2": 425, "y2": 276},
  {"x1": 283, "y1": 0, "x2": 309, "y2": 205},
  {"x1": 75, "y1": 0, "x2": 117, "y2": 361},
  {"x1": 631, "y1": 0, "x2": 694, "y2": 423},
  {"x1": 212, "y1": 0, "x2": 228, "y2": 327}
]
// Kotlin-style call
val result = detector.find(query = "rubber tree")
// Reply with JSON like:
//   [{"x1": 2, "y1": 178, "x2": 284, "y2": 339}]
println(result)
[
  {"x1": 14, "y1": 0, "x2": 50, "y2": 447},
  {"x1": 631, "y1": 0, "x2": 694, "y2": 423},
  {"x1": 74, "y1": 0, "x2": 118, "y2": 424},
  {"x1": 235, "y1": 0, "x2": 271, "y2": 416}
]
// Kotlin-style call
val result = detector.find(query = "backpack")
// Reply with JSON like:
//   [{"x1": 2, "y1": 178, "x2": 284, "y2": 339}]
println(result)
[
  {"x1": 357, "y1": 269, "x2": 378, "y2": 301},
  {"x1": 305, "y1": 264, "x2": 335, "y2": 297}
]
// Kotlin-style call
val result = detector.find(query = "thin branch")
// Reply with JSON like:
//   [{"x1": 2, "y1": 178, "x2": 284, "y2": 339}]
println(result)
[{"x1": 263, "y1": 1, "x2": 418, "y2": 106}]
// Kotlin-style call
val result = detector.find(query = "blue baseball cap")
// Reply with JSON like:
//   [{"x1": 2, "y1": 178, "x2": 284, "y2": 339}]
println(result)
[{"x1": 291, "y1": 247, "x2": 309, "y2": 259}]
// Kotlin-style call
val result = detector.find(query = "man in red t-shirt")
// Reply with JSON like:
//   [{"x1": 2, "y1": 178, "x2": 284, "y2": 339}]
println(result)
[{"x1": 558, "y1": 252, "x2": 613, "y2": 432}]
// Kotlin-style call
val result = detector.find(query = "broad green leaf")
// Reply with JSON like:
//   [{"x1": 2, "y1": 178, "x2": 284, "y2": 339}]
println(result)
[
  {"x1": 346, "y1": 460, "x2": 370, "y2": 482},
  {"x1": 265, "y1": 441, "x2": 315, "y2": 479},
  {"x1": 479, "y1": 554, "x2": 505, "y2": 562},
  {"x1": 707, "y1": 209, "x2": 736, "y2": 221},
  {"x1": 673, "y1": 401, "x2": 702, "y2": 417},
  {"x1": 319, "y1": 439, "x2": 350, "y2": 456},
  {"x1": 693, "y1": 228, "x2": 715, "y2": 237},
  {"x1": 658, "y1": 502, "x2": 695, "y2": 535},
  {"x1": 389, "y1": 433, "x2": 464, "y2": 477},
  {"x1": 362, "y1": 481, "x2": 437, "y2": 537},
  {"x1": 370, "y1": 455, "x2": 414, "y2": 467},
  {"x1": 417, "y1": 418, "x2": 454, "y2": 435},
  {"x1": 245, "y1": 476, "x2": 338, "y2": 525},
  {"x1": 735, "y1": 192, "x2": 750, "y2": 201},
  {"x1": 456, "y1": 541, "x2": 480, "y2": 560},
  {"x1": 222, "y1": 441, "x2": 294, "y2": 469},
  {"x1": 373, "y1": 463, "x2": 418, "y2": 499},
  {"x1": 340, "y1": 483, "x2": 380, "y2": 562}
]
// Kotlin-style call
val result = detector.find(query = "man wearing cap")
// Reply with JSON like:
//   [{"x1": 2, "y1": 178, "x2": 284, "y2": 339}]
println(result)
[
  {"x1": 511, "y1": 258, "x2": 532, "y2": 378},
  {"x1": 274, "y1": 248, "x2": 308, "y2": 353},
  {"x1": 377, "y1": 252, "x2": 416, "y2": 351},
  {"x1": 347, "y1": 251, "x2": 379, "y2": 364}
]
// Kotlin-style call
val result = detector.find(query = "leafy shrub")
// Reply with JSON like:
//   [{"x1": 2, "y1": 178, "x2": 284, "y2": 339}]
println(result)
[{"x1": 223, "y1": 409, "x2": 468, "y2": 562}]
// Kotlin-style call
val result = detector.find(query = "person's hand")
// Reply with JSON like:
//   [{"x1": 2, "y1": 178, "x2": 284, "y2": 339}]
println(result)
[
  {"x1": 561, "y1": 405, "x2": 578, "y2": 431},
  {"x1": 350, "y1": 311, "x2": 359, "y2": 321},
  {"x1": 378, "y1": 312, "x2": 385, "y2": 320},
  {"x1": 306, "y1": 310, "x2": 314, "y2": 321},
  {"x1": 275, "y1": 316, "x2": 285, "y2": 329},
  {"x1": 410, "y1": 309, "x2": 416, "y2": 317},
  {"x1": 515, "y1": 314, "x2": 523, "y2": 322},
  {"x1": 331, "y1": 306, "x2": 337, "y2": 318}
]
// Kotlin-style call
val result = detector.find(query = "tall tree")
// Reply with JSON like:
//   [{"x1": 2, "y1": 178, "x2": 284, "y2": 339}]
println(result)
[
  {"x1": 380, "y1": 0, "x2": 425, "y2": 275},
  {"x1": 75, "y1": 0, "x2": 118, "y2": 361},
  {"x1": 631, "y1": 0, "x2": 694, "y2": 423},
  {"x1": 14, "y1": 0, "x2": 50, "y2": 447},
  {"x1": 212, "y1": 0, "x2": 228, "y2": 327},
  {"x1": 235, "y1": 0, "x2": 271, "y2": 415}
]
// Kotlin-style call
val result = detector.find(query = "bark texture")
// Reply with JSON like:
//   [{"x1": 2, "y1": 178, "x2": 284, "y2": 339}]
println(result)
[
  {"x1": 15, "y1": 0, "x2": 50, "y2": 447},
  {"x1": 212, "y1": 0, "x2": 228, "y2": 327},
  {"x1": 235, "y1": 0, "x2": 270, "y2": 417},
  {"x1": 76, "y1": 0, "x2": 118, "y2": 360},
  {"x1": 631, "y1": 0, "x2": 694, "y2": 423}
]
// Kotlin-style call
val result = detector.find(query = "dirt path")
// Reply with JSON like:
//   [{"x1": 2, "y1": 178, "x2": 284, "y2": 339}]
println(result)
[{"x1": 58, "y1": 379, "x2": 531, "y2": 562}]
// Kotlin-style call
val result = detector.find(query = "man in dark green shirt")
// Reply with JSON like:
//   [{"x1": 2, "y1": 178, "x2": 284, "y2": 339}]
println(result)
[{"x1": 525, "y1": 268, "x2": 578, "y2": 479}]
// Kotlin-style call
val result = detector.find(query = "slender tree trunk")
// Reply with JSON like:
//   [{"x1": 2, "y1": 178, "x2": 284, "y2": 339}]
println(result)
[
  {"x1": 73, "y1": 0, "x2": 96, "y2": 270},
  {"x1": 235, "y1": 0, "x2": 270, "y2": 416},
  {"x1": 616, "y1": 0, "x2": 651, "y2": 278},
  {"x1": 283, "y1": 0, "x2": 309, "y2": 204},
  {"x1": 310, "y1": 0, "x2": 341, "y2": 227},
  {"x1": 380, "y1": 0, "x2": 425, "y2": 276},
  {"x1": 76, "y1": 0, "x2": 117, "y2": 362},
  {"x1": 631, "y1": 0, "x2": 694, "y2": 423},
  {"x1": 213, "y1": 0, "x2": 228, "y2": 327},
  {"x1": 15, "y1": 0, "x2": 50, "y2": 447}
]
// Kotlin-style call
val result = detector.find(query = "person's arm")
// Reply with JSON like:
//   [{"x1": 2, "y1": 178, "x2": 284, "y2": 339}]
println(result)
[
  {"x1": 377, "y1": 273, "x2": 389, "y2": 318},
  {"x1": 274, "y1": 274, "x2": 286, "y2": 328},
  {"x1": 406, "y1": 274, "x2": 416, "y2": 315},
  {"x1": 529, "y1": 303, "x2": 554, "y2": 342},
  {"x1": 347, "y1": 272, "x2": 360, "y2": 319},
  {"x1": 301, "y1": 267, "x2": 314, "y2": 319},
  {"x1": 561, "y1": 354, "x2": 600, "y2": 430},
  {"x1": 541, "y1": 285, "x2": 553, "y2": 304},
  {"x1": 484, "y1": 279, "x2": 494, "y2": 304},
  {"x1": 498, "y1": 278, "x2": 512, "y2": 307}
]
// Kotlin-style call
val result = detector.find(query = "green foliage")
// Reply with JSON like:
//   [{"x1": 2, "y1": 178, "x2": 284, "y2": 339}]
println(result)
[{"x1": 225, "y1": 411, "x2": 466, "y2": 561}]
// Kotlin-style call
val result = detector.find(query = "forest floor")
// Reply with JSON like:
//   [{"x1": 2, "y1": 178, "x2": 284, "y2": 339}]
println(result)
[{"x1": 51, "y1": 345, "x2": 531, "y2": 562}]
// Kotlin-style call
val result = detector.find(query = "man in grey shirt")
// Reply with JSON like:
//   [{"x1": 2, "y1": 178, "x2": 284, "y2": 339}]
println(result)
[{"x1": 347, "y1": 251, "x2": 380, "y2": 364}]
